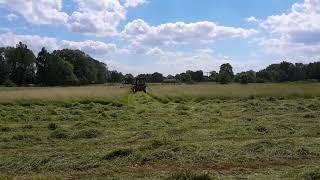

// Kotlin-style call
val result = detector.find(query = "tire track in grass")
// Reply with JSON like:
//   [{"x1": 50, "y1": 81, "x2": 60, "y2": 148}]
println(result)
[
  {"x1": 128, "y1": 92, "x2": 165, "y2": 114},
  {"x1": 126, "y1": 92, "x2": 157, "y2": 108}
]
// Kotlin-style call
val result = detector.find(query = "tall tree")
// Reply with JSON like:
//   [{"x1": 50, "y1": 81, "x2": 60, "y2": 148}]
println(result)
[
  {"x1": 94, "y1": 61, "x2": 108, "y2": 84},
  {"x1": 47, "y1": 55, "x2": 78, "y2": 86},
  {"x1": 150, "y1": 72, "x2": 164, "y2": 83},
  {"x1": 246, "y1": 70, "x2": 256, "y2": 83},
  {"x1": 0, "y1": 48, "x2": 11, "y2": 84},
  {"x1": 36, "y1": 50, "x2": 78, "y2": 86},
  {"x1": 209, "y1": 71, "x2": 218, "y2": 82},
  {"x1": 109, "y1": 71, "x2": 124, "y2": 83},
  {"x1": 239, "y1": 72, "x2": 249, "y2": 84},
  {"x1": 190, "y1": 70, "x2": 204, "y2": 82},
  {"x1": 306, "y1": 62, "x2": 320, "y2": 80},
  {"x1": 288, "y1": 63, "x2": 306, "y2": 81},
  {"x1": 177, "y1": 73, "x2": 192, "y2": 83},
  {"x1": 124, "y1": 74, "x2": 134, "y2": 84},
  {"x1": 218, "y1": 63, "x2": 233, "y2": 84},
  {"x1": 6, "y1": 42, "x2": 36, "y2": 85},
  {"x1": 53, "y1": 49, "x2": 98, "y2": 85},
  {"x1": 36, "y1": 47, "x2": 51, "y2": 84}
]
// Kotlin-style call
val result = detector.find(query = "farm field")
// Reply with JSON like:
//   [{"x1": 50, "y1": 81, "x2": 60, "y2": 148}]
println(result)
[{"x1": 0, "y1": 83, "x2": 320, "y2": 179}]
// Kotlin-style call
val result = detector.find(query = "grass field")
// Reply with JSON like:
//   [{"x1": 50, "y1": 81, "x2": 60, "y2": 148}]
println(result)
[{"x1": 0, "y1": 83, "x2": 320, "y2": 179}]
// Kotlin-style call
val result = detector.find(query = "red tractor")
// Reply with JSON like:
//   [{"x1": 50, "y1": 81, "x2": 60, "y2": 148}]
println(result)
[{"x1": 131, "y1": 77, "x2": 147, "y2": 93}]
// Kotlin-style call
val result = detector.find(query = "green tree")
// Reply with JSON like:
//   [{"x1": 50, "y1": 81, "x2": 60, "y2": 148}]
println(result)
[
  {"x1": 94, "y1": 61, "x2": 108, "y2": 84},
  {"x1": 44, "y1": 55, "x2": 78, "y2": 86},
  {"x1": 166, "y1": 75, "x2": 174, "y2": 79},
  {"x1": 0, "y1": 48, "x2": 11, "y2": 84},
  {"x1": 218, "y1": 63, "x2": 233, "y2": 84},
  {"x1": 190, "y1": 70, "x2": 204, "y2": 82},
  {"x1": 6, "y1": 42, "x2": 36, "y2": 85},
  {"x1": 109, "y1": 71, "x2": 124, "y2": 83},
  {"x1": 306, "y1": 62, "x2": 320, "y2": 80},
  {"x1": 179, "y1": 73, "x2": 192, "y2": 83},
  {"x1": 209, "y1": 71, "x2": 218, "y2": 82},
  {"x1": 36, "y1": 47, "x2": 51, "y2": 84},
  {"x1": 124, "y1": 74, "x2": 134, "y2": 84},
  {"x1": 150, "y1": 72, "x2": 164, "y2": 83},
  {"x1": 288, "y1": 63, "x2": 306, "y2": 81},
  {"x1": 53, "y1": 49, "x2": 98, "y2": 85},
  {"x1": 246, "y1": 70, "x2": 256, "y2": 83},
  {"x1": 239, "y1": 73, "x2": 249, "y2": 84},
  {"x1": 219, "y1": 71, "x2": 232, "y2": 84}
]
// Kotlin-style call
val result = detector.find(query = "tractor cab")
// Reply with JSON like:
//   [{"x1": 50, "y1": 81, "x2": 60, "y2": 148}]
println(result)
[{"x1": 131, "y1": 77, "x2": 147, "y2": 93}]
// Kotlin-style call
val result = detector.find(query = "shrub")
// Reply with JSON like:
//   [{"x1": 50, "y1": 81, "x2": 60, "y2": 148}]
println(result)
[
  {"x1": 3, "y1": 79, "x2": 16, "y2": 87},
  {"x1": 256, "y1": 78, "x2": 266, "y2": 83},
  {"x1": 48, "y1": 123, "x2": 58, "y2": 130}
]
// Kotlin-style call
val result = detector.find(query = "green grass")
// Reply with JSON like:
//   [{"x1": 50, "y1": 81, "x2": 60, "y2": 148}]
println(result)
[{"x1": 0, "y1": 84, "x2": 319, "y2": 179}]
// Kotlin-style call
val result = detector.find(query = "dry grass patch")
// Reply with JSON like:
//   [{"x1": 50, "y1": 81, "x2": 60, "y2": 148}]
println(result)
[
  {"x1": 149, "y1": 83, "x2": 320, "y2": 98},
  {"x1": 0, "y1": 85, "x2": 128, "y2": 102}
]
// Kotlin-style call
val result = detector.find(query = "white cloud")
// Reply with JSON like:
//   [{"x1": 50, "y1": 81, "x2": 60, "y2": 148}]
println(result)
[
  {"x1": 0, "y1": 0, "x2": 145, "y2": 36},
  {"x1": 102, "y1": 58, "x2": 146, "y2": 74},
  {"x1": 258, "y1": 0, "x2": 320, "y2": 57},
  {"x1": 246, "y1": 16, "x2": 259, "y2": 23},
  {"x1": 145, "y1": 47, "x2": 165, "y2": 56},
  {"x1": 257, "y1": 36, "x2": 320, "y2": 58},
  {"x1": 0, "y1": 32, "x2": 59, "y2": 52},
  {"x1": 122, "y1": 19, "x2": 258, "y2": 47},
  {"x1": 196, "y1": 48, "x2": 214, "y2": 54},
  {"x1": 6, "y1": 13, "x2": 18, "y2": 21},
  {"x1": 68, "y1": 0, "x2": 126, "y2": 36},
  {"x1": 0, "y1": 27, "x2": 10, "y2": 33},
  {"x1": 153, "y1": 48, "x2": 228, "y2": 74},
  {"x1": 0, "y1": 31, "x2": 128, "y2": 57},
  {"x1": 0, "y1": 0, "x2": 68, "y2": 25},
  {"x1": 61, "y1": 40, "x2": 117, "y2": 55},
  {"x1": 124, "y1": 0, "x2": 147, "y2": 8},
  {"x1": 61, "y1": 40, "x2": 130, "y2": 55}
]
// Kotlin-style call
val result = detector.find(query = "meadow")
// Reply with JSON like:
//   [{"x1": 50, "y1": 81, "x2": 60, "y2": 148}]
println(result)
[{"x1": 0, "y1": 83, "x2": 320, "y2": 179}]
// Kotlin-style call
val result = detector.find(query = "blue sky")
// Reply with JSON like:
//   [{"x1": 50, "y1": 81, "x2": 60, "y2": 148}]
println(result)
[{"x1": 0, "y1": 0, "x2": 318, "y2": 75}]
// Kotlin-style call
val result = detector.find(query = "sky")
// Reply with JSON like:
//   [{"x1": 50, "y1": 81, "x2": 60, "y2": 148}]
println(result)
[{"x1": 0, "y1": 0, "x2": 319, "y2": 75}]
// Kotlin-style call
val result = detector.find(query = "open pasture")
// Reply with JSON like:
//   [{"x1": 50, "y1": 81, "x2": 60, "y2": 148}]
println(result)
[{"x1": 0, "y1": 83, "x2": 319, "y2": 179}]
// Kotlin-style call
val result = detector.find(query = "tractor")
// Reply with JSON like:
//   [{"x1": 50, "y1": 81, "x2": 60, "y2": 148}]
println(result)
[{"x1": 131, "y1": 77, "x2": 147, "y2": 93}]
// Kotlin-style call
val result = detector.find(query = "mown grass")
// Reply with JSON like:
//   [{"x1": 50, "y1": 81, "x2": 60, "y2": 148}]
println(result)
[{"x1": 0, "y1": 83, "x2": 319, "y2": 179}]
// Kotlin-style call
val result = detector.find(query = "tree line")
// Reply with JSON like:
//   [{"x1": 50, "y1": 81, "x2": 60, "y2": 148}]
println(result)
[
  {"x1": 110, "y1": 61, "x2": 320, "y2": 84},
  {"x1": 0, "y1": 42, "x2": 108, "y2": 86},
  {"x1": 1, "y1": 42, "x2": 320, "y2": 86}
]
